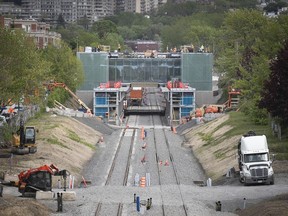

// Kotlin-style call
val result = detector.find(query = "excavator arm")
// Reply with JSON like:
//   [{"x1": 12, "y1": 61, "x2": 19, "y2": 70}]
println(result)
[{"x1": 45, "y1": 82, "x2": 92, "y2": 114}]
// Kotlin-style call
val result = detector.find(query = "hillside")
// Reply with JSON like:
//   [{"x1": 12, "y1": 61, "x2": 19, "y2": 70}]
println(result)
[
  {"x1": 0, "y1": 114, "x2": 103, "y2": 185},
  {"x1": 182, "y1": 115, "x2": 238, "y2": 180},
  {"x1": 182, "y1": 113, "x2": 288, "y2": 182}
]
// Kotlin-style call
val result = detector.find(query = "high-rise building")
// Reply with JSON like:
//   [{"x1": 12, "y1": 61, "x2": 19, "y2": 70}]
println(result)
[{"x1": 1, "y1": 0, "x2": 168, "y2": 25}]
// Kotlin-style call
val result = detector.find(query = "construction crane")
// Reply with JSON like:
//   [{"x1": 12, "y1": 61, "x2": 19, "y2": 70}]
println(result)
[{"x1": 45, "y1": 82, "x2": 92, "y2": 115}]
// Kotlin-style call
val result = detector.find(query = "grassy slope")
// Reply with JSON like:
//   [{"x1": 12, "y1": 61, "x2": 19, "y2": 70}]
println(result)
[{"x1": 184, "y1": 111, "x2": 288, "y2": 180}]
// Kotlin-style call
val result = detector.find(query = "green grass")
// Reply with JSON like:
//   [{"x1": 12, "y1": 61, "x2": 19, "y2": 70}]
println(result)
[
  {"x1": 214, "y1": 150, "x2": 226, "y2": 159},
  {"x1": 218, "y1": 112, "x2": 288, "y2": 160},
  {"x1": 47, "y1": 136, "x2": 70, "y2": 149},
  {"x1": 66, "y1": 129, "x2": 95, "y2": 150},
  {"x1": 198, "y1": 132, "x2": 214, "y2": 146}
]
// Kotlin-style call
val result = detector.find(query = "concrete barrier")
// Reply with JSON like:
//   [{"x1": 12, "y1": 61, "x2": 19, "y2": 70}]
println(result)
[
  {"x1": 36, "y1": 191, "x2": 54, "y2": 200},
  {"x1": 60, "y1": 191, "x2": 77, "y2": 201}
]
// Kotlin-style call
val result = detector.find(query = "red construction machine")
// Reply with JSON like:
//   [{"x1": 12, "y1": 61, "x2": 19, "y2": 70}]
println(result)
[{"x1": 1, "y1": 164, "x2": 69, "y2": 197}]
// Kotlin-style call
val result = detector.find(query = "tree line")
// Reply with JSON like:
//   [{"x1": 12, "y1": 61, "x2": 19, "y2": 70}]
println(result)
[{"x1": 0, "y1": 28, "x2": 83, "y2": 109}]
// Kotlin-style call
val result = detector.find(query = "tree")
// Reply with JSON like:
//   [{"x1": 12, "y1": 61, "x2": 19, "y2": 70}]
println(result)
[
  {"x1": 41, "y1": 42, "x2": 84, "y2": 89},
  {"x1": 77, "y1": 15, "x2": 90, "y2": 30},
  {"x1": 91, "y1": 20, "x2": 118, "y2": 39},
  {"x1": 0, "y1": 28, "x2": 48, "y2": 104},
  {"x1": 55, "y1": 24, "x2": 100, "y2": 50},
  {"x1": 101, "y1": 33, "x2": 124, "y2": 51},
  {"x1": 57, "y1": 14, "x2": 66, "y2": 29},
  {"x1": 214, "y1": 9, "x2": 277, "y2": 123},
  {"x1": 41, "y1": 42, "x2": 84, "y2": 106},
  {"x1": 161, "y1": 16, "x2": 217, "y2": 50},
  {"x1": 259, "y1": 40, "x2": 288, "y2": 126}
]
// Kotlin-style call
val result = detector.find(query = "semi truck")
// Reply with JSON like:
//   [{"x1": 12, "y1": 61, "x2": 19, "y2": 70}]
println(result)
[{"x1": 238, "y1": 131, "x2": 274, "y2": 185}]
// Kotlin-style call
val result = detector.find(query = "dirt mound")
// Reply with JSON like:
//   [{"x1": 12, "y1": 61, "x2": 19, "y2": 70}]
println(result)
[
  {"x1": 0, "y1": 114, "x2": 102, "y2": 185},
  {"x1": 0, "y1": 195, "x2": 50, "y2": 216},
  {"x1": 236, "y1": 194, "x2": 288, "y2": 216},
  {"x1": 183, "y1": 115, "x2": 239, "y2": 180}
]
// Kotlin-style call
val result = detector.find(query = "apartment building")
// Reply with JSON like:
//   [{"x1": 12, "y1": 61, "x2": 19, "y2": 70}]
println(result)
[
  {"x1": 0, "y1": 2, "x2": 22, "y2": 16},
  {"x1": 1, "y1": 16, "x2": 61, "y2": 49},
  {"x1": 123, "y1": 0, "x2": 141, "y2": 13},
  {"x1": 0, "y1": 0, "x2": 167, "y2": 25}
]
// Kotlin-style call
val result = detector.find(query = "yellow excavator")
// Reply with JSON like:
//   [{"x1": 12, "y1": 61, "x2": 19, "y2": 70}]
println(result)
[{"x1": 11, "y1": 118, "x2": 37, "y2": 155}]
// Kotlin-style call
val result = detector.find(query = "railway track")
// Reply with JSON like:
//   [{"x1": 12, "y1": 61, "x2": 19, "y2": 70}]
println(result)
[
  {"x1": 152, "y1": 115, "x2": 188, "y2": 216},
  {"x1": 95, "y1": 115, "x2": 136, "y2": 216}
]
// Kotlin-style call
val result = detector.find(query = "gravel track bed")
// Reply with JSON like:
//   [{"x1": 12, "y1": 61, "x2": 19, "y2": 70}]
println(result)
[
  {"x1": 164, "y1": 129, "x2": 206, "y2": 184},
  {"x1": 82, "y1": 129, "x2": 123, "y2": 186},
  {"x1": 45, "y1": 115, "x2": 288, "y2": 216},
  {"x1": 108, "y1": 130, "x2": 134, "y2": 186}
]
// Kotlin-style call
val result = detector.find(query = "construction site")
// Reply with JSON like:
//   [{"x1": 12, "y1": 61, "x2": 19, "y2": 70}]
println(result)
[
  {"x1": 0, "y1": 50, "x2": 287, "y2": 216},
  {"x1": 1, "y1": 82, "x2": 288, "y2": 216}
]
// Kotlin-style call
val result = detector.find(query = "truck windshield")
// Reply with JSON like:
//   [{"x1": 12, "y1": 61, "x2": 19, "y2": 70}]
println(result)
[{"x1": 244, "y1": 153, "x2": 269, "y2": 163}]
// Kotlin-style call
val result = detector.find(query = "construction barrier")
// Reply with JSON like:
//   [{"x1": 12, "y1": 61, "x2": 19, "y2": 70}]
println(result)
[
  {"x1": 68, "y1": 175, "x2": 74, "y2": 189},
  {"x1": 164, "y1": 160, "x2": 169, "y2": 166},
  {"x1": 172, "y1": 127, "x2": 177, "y2": 134},
  {"x1": 140, "y1": 177, "x2": 146, "y2": 188},
  {"x1": 145, "y1": 173, "x2": 150, "y2": 187},
  {"x1": 141, "y1": 127, "x2": 145, "y2": 139},
  {"x1": 81, "y1": 176, "x2": 87, "y2": 188},
  {"x1": 134, "y1": 173, "x2": 140, "y2": 186}
]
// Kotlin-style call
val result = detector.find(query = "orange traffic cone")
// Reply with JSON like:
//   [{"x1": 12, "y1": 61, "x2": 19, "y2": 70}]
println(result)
[
  {"x1": 140, "y1": 177, "x2": 146, "y2": 188},
  {"x1": 164, "y1": 160, "x2": 169, "y2": 166}
]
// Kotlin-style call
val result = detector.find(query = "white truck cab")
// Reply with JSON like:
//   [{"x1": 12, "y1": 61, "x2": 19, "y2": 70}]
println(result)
[{"x1": 238, "y1": 131, "x2": 274, "y2": 185}]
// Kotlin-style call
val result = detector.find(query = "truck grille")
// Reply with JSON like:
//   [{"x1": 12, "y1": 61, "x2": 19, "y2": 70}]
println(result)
[{"x1": 250, "y1": 168, "x2": 268, "y2": 177}]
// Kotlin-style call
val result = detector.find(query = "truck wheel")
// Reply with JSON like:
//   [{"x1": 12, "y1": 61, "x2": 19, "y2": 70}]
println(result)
[
  {"x1": 239, "y1": 177, "x2": 244, "y2": 183},
  {"x1": 243, "y1": 178, "x2": 248, "y2": 186},
  {"x1": 270, "y1": 176, "x2": 275, "y2": 185}
]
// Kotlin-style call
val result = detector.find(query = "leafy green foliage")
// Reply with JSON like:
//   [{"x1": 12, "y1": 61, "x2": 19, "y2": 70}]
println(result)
[
  {"x1": 41, "y1": 42, "x2": 84, "y2": 106},
  {"x1": 161, "y1": 16, "x2": 218, "y2": 49},
  {"x1": 56, "y1": 24, "x2": 100, "y2": 50},
  {"x1": 259, "y1": 40, "x2": 288, "y2": 126},
  {"x1": 215, "y1": 9, "x2": 288, "y2": 124},
  {"x1": 91, "y1": 20, "x2": 118, "y2": 39},
  {"x1": 0, "y1": 28, "x2": 49, "y2": 104},
  {"x1": 106, "y1": 12, "x2": 151, "y2": 27},
  {"x1": 157, "y1": 1, "x2": 198, "y2": 17}
]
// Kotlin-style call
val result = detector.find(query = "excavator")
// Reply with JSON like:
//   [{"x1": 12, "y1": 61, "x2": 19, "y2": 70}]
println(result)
[
  {"x1": 44, "y1": 81, "x2": 92, "y2": 115},
  {"x1": 11, "y1": 117, "x2": 38, "y2": 155},
  {"x1": 1, "y1": 164, "x2": 69, "y2": 197}
]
